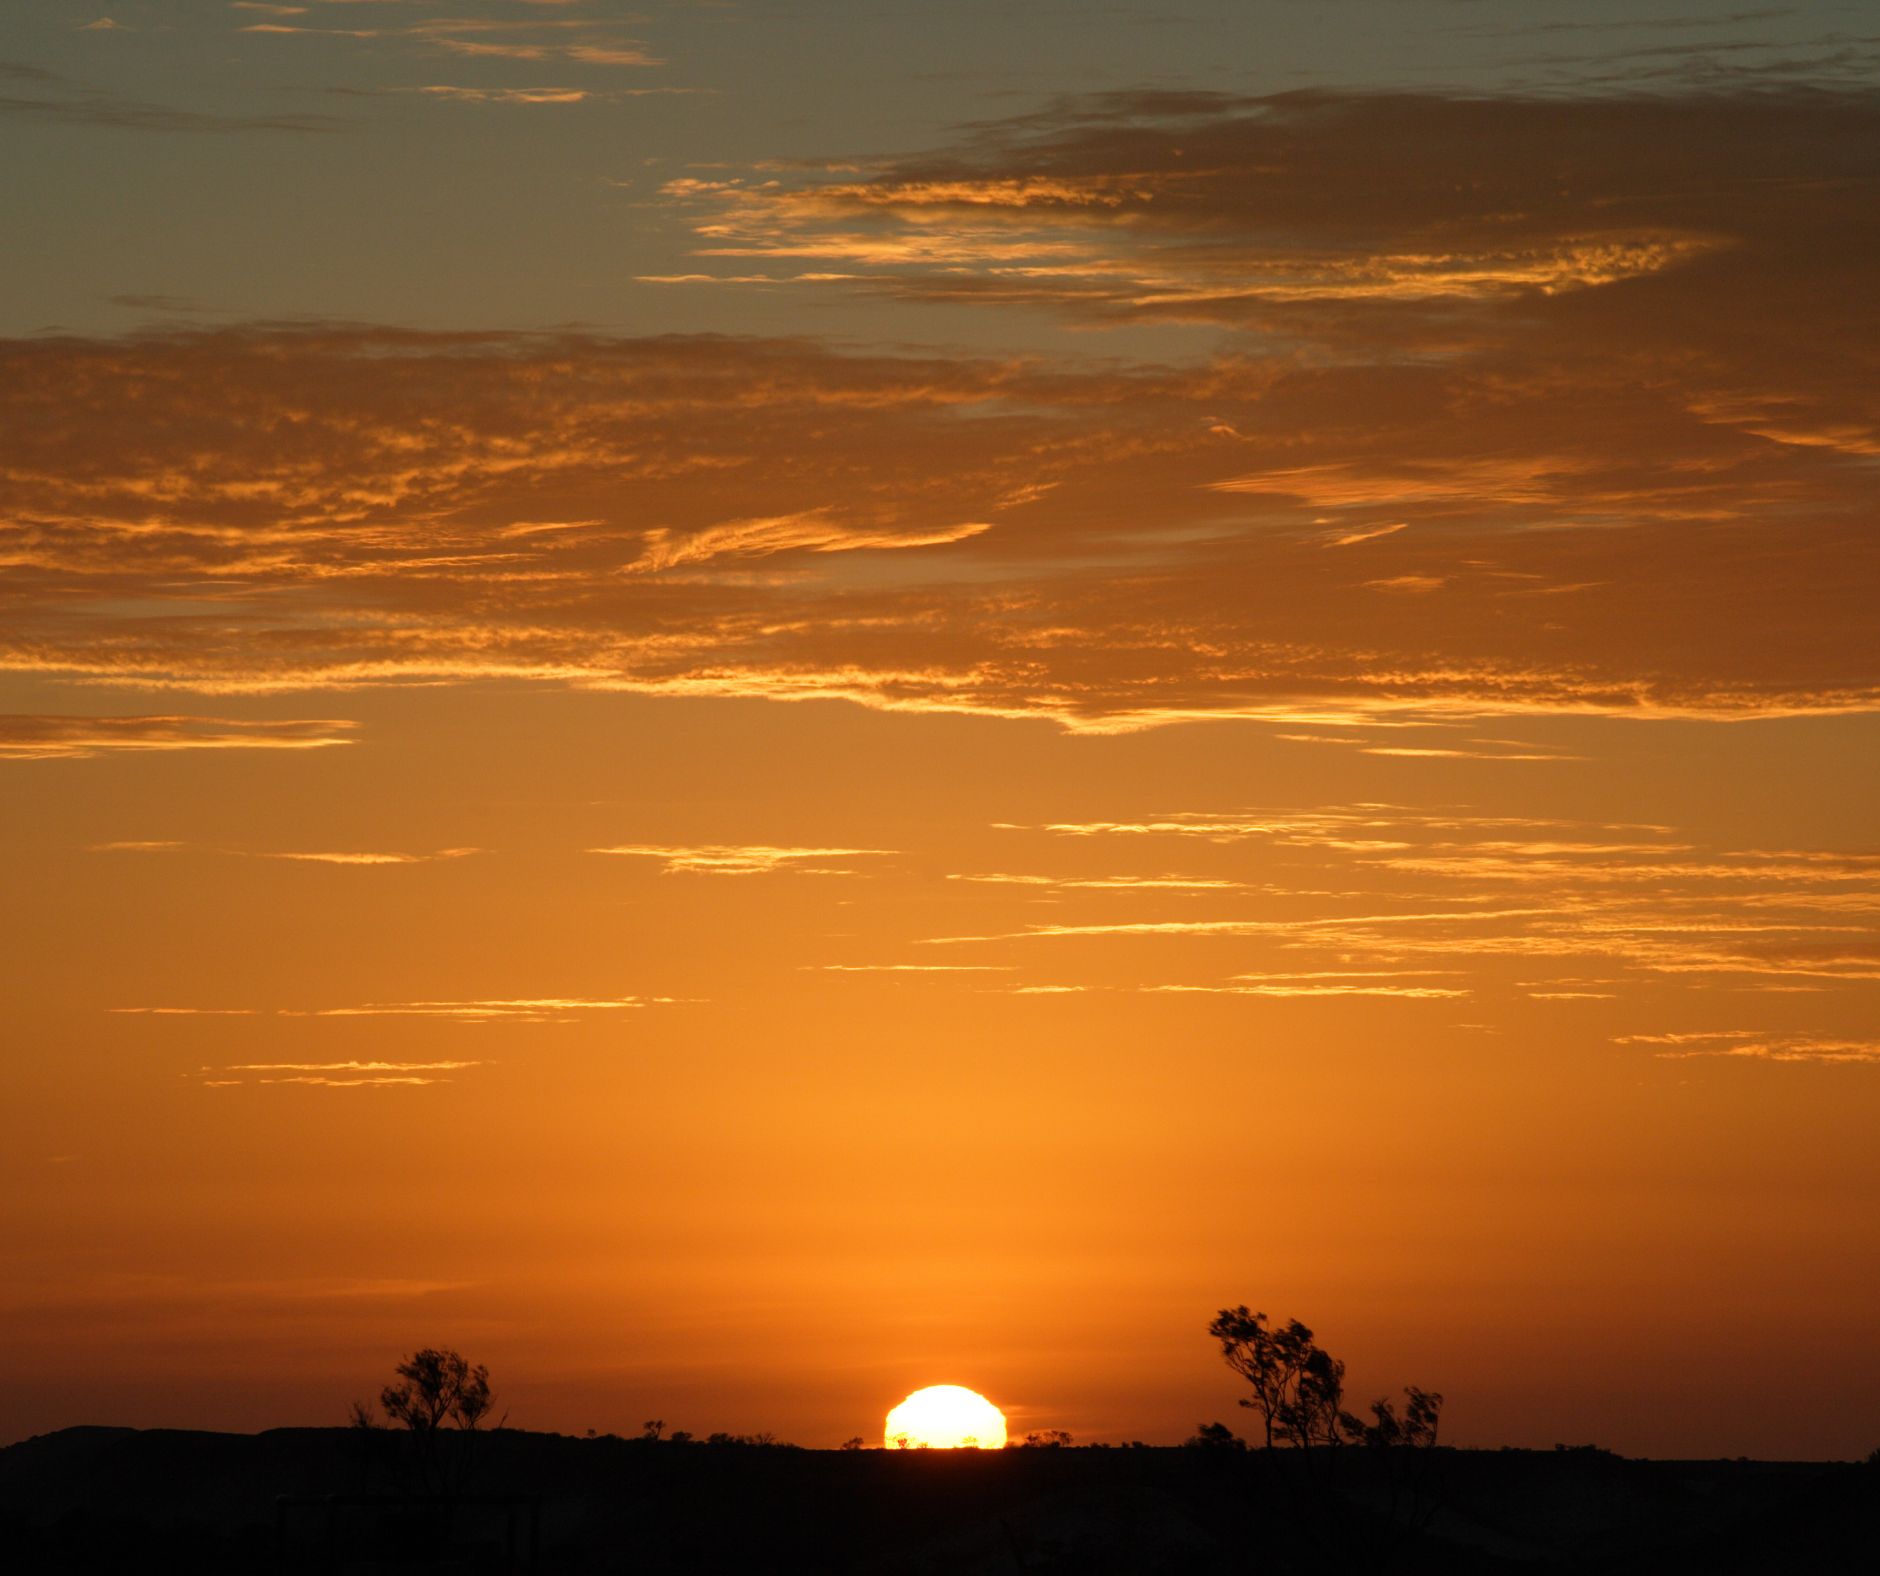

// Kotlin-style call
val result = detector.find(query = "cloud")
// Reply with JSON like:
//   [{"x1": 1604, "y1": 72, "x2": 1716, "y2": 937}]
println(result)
[
  {"x1": 589, "y1": 843, "x2": 892, "y2": 875},
  {"x1": 1618, "y1": 1031, "x2": 1880, "y2": 1064},
  {"x1": 1325, "y1": 522, "x2": 1408, "y2": 548},
  {"x1": 2, "y1": 272, "x2": 1875, "y2": 728},
  {"x1": 87, "y1": 841, "x2": 478, "y2": 863},
  {"x1": 239, "y1": 11, "x2": 663, "y2": 68},
  {"x1": 927, "y1": 803, "x2": 1880, "y2": 996},
  {"x1": 121, "y1": 997, "x2": 668, "y2": 1023},
  {"x1": 1146, "y1": 982, "x2": 1471, "y2": 999},
  {"x1": 0, "y1": 715, "x2": 356, "y2": 761},
  {"x1": 387, "y1": 85, "x2": 706, "y2": 105},
  {"x1": 292, "y1": 997, "x2": 663, "y2": 1021},
  {"x1": 195, "y1": 1059, "x2": 484, "y2": 1088},
  {"x1": 262, "y1": 848, "x2": 478, "y2": 865},
  {"x1": 947, "y1": 872, "x2": 1250, "y2": 891},
  {"x1": 1364, "y1": 576, "x2": 1447, "y2": 596},
  {"x1": 408, "y1": 86, "x2": 596, "y2": 105},
  {"x1": 630, "y1": 510, "x2": 991, "y2": 573},
  {"x1": 645, "y1": 87, "x2": 1875, "y2": 340},
  {"x1": 1359, "y1": 743, "x2": 1580, "y2": 761},
  {"x1": 811, "y1": 963, "x2": 1015, "y2": 972}
]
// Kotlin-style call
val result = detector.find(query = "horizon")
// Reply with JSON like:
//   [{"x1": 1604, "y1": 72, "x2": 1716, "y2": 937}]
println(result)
[{"x1": 3, "y1": 0, "x2": 1877, "y2": 1465}]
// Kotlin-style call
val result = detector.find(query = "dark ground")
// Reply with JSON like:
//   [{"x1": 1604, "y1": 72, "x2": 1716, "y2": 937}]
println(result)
[{"x1": 2, "y1": 1425, "x2": 1875, "y2": 1573}]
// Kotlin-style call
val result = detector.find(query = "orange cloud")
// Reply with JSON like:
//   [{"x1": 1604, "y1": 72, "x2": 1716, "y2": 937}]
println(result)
[
  {"x1": 0, "y1": 714, "x2": 356, "y2": 760},
  {"x1": 590, "y1": 844, "x2": 892, "y2": 876},
  {"x1": 196, "y1": 1060, "x2": 485, "y2": 1088},
  {"x1": 2, "y1": 297, "x2": 1873, "y2": 728},
  {"x1": 119, "y1": 997, "x2": 668, "y2": 1023}
]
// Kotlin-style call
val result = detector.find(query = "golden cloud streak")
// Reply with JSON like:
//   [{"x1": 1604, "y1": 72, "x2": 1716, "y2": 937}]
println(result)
[
  {"x1": 589, "y1": 844, "x2": 893, "y2": 875},
  {"x1": 0, "y1": 714, "x2": 357, "y2": 761}
]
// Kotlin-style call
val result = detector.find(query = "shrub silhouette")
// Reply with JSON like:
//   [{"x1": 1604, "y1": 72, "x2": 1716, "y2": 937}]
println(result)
[
  {"x1": 1186, "y1": 1421, "x2": 1246, "y2": 1450},
  {"x1": 1015, "y1": 1429, "x2": 1074, "y2": 1448}
]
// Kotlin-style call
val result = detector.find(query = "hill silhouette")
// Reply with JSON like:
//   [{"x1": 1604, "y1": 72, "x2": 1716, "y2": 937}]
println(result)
[{"x1": 3, "y1": 1424, "x2": 1875, "y2": 1573}]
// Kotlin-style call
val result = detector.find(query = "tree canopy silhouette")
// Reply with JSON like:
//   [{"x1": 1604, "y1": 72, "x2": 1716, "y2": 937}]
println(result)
[
  {"x1": 378, "y1": 1348, "x2": 495, "y2": 1436},
  {"x1": 350, "y1": 1347, "x2": 501, "y2": 1496}
]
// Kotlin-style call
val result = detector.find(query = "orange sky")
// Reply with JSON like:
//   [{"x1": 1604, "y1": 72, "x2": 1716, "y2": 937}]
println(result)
[{"x1": 2, "y1": 1, "x2": 1877, "y2": 1458}]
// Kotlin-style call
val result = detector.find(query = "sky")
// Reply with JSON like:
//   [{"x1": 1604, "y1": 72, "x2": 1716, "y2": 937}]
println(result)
[{"x1": 2, "y1": 0, "x2": 1877, "y2": 1458}]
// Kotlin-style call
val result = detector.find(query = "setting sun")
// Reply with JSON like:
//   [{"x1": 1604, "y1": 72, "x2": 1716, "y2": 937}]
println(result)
[{"x1": 884, "y1": 1386, "x2": 1008, "y2": 1450}]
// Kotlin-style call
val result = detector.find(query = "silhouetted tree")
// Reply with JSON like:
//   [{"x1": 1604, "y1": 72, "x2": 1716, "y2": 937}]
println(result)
[
  {"x1": 1362, "y1": 1386, "x2": 1443, "y2": 1453},
  {"x1": 1016, "y1": 1429, "x2": 1074, "y2": 1448},
  {"x1": 1277, "y1": 1345, "x2": 1363, "y2": 1451},
  {"x1": 839, "y1": 1436, "x2": 865, "y2": 1451},
  {"x1": 640, "y1": 1419, "x2": 665, "y2": 1442},
  {"x1": 1211, "y1": 1306, "x2": 1449, "y2": 1561},
  {"x1": 352, "y1": 1347, "x2": 501, "y2": 1496},
  {"x1": 1208, "y1": 1307, "x2": 1320, "y2": 1448},
  {"x1": 380, "y1": 1348, "x2": 495, "y2": 1436},
  {"x1": 1361, "y1": 1386, "x2": 1446, "y2": 1541}
]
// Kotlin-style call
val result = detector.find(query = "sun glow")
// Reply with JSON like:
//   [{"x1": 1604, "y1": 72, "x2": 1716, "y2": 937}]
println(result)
[{"x1": 883, "y1": 1385, "x2": 1008, "y2": 1450}]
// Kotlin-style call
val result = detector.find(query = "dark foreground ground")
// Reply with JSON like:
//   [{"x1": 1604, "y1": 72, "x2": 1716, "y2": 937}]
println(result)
[{"x1": 3, "y1": 1426, "x2": 1876, "y2": 1574}]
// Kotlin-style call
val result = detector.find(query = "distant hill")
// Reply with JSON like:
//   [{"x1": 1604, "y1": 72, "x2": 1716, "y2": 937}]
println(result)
[{"x1": 1, "y1": 1425, "x2": 1873, "y2": 1573}]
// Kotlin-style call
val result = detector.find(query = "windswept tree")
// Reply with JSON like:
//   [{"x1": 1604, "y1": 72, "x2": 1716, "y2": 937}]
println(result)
[
  {"x1": 1208, "y1": 1307, "x2": 1320, "y2": 1448},
  {"x1": 1362, "y1": 1385, "x2": 1447, "y2": 1538},
  {"x1": 1210, "y1": 1306, "x2": 1448, "y2": 1545},
  {"x1": 1363, "y1": 1387, "x2": 1443, "y2": 1453},
  {"x1": 1210, "y1": 1307, "x2": 1441, "y2": 1456},
  {"x1": 1278, "y1": 1343, "x2": 1363, "y2": 1451}
]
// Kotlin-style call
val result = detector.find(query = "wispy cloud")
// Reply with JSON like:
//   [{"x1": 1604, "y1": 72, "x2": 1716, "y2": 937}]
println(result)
[
  {"x1": 1618, "y1": 1031, "x2": 1880, "y2": 1064},
  {"x1": 1146, "y1": 981, "x2": 1471, "y2": 999},
  {"x1": 631, "y1": 510, "x2": 992, "y2": 573},
  {"x1": 947, "y1": 872, "x2": 1250, "y2": 891},
  {"x1": 1325, "y1": 522, "x2": 1409, "y2": 549},
  {"x1": 120, "y1": 997, "x2": 668, "y2": 1024},
  {"x1": 384, "y1": 85, "x2": 708, "y2": 105},
  {"x1": 195, "y1": 1059, "x2": 485, "y2": 1088},
  {"x1": 810, "y1": 963, "x2": 1015, "y2": 973},
  {"x1": 0, "y1": 715, "x2": 356, "y2": 761},
  {"x1": 88, "y1": 840, "x2": 478, "y2": 864},
  {"x1": 926, "y1": 804, "x2": 1880, "y2": 999},
  {"x1": 239, "y1": 11, "x2": 664, "y2": 68},
  {"x1": 589, "y1": 843, "x2": 893, "y2": 875},
  {"x1": 262, "y1": 848, "x2": 479, "y2": 865}
]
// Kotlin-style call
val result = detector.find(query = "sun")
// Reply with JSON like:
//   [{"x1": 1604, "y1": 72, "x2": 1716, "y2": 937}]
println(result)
[{"x1": 884, "y1": 1384, "x2": 1007, "y2": 1450}]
